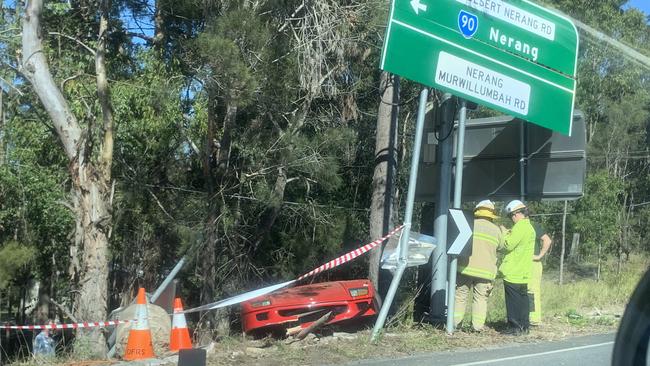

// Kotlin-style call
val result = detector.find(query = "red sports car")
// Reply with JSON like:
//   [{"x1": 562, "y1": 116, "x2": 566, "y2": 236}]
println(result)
[{"x1": 241, "y1": 279, "x2": 378, "y2": 335}]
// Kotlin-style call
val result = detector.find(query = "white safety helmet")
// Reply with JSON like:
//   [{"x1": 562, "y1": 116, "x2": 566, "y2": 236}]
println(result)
[
  {"x1": 474, "y1": 200, "x2": 497, "y2": 219},
  {"x1": 505, "y1": 200, "x2": 527, "y2": 215}
]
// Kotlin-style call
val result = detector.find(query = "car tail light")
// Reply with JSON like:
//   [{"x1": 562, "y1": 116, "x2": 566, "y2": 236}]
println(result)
[
  {"x1": 251, "y1": 299, "x2": 271, "y2": 308},
  {"x1": 349, "y1": 287, "x2": 369, "y2": 297}
]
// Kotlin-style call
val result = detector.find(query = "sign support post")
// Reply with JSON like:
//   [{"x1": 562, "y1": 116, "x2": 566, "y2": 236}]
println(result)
[
  {"x1": 372, "y1": 87, "x2": 429, "y2": 341},
  {"x1": 430, "y1": 94, "x2": 455, "y2": 321},
  {"x1": 446, "y1": 99, "x2": 468, "y2": 334}
]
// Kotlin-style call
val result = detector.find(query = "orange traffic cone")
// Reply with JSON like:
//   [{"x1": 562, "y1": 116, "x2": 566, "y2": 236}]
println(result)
[
  {"x1": 170, "y1": 297, "x2": 192, "y2": 351},
  {"x1": 124, "y1": 288, "x2": 155, "y2": 360}
]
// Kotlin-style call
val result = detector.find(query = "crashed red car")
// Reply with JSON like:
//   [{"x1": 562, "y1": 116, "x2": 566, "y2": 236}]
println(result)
[{"x1": 241, "y1": 279, "x2": 378, "y2": 335}]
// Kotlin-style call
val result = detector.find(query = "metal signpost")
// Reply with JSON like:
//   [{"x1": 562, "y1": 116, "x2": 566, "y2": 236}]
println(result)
[
  {"x1": 372, "y1": 88, "x2": 429, "y2": 341},
  {"x1": 381, "y1": 0, "x2": 579, "y2": 135},
  {"x1": 373, "y1": 0, "x2": 579, "y2": 338},
  {"x1": 446, "y1": 99, "x2": 468, "y2": 333},
  {"x1": 430, "y1": 94, "x2": 455, "y2": 322},
  {"x1": 446, "y1": 208, "x2": 473, "y2": 330}
]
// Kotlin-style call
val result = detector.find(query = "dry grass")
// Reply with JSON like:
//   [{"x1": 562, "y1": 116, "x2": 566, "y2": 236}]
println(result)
[
  {"x1": 484, "y1": 254, "x2": 648, "y2": 326},
  {"x1": 199, "y1": 316, "x2": 618, "y2": 366}
]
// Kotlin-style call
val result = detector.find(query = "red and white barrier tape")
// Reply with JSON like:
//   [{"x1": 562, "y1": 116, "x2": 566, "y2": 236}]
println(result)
[
  {"x1": 297, "y1": 224, "x2": 405, "y2": 280},
  {"x1": 2, "y1": 225, "x2": 407, "y2": 319},
  {"x1": 184, "y1": 224, "x2": 406, "y2": 313},
  {"x1": 0, "y1": 319, "x2": 134, "y2": 330}
]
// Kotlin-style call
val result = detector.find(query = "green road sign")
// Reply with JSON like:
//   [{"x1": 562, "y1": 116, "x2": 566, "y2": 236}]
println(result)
[{"x1": 381, "y1": 0, "x2": 579, "y2": 135}]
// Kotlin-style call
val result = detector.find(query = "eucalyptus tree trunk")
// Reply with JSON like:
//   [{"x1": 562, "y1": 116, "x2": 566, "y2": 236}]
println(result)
[
  {"x1": 597, "y1": 241, "x2": 602, "y2": 282},
  {"x1": 369, "y1": 72, "x2": 399, "y2": 292},
  {"x1": 153, "y1": 0, "x2": 165, "y2": 46},
  {"x1": 200, "y1": 87, "x2": 218, "y2": 330},
  {"x1": 0, "y1": 89, "x2": 4, "y2": 165},
  {"x1": 252, "y1": 166, "x2": 288, "y2": 252},
  {"x1": 22, "y1": 0, "x2": 114, "y2": 357},
  {"x1": 200, "y1": 90, "x2": 238, "y2": 336},
  {"x1": 569, "y1": 233, "x2": 580, "y2": 262}
]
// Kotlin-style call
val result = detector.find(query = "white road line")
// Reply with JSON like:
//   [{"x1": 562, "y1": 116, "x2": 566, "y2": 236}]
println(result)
[
  {"x1": 390, "y1": 18, "x2": 575, "y2": 94},
  {"x1": 450, "y1": 341, "x2": 614, "y2": 366}
]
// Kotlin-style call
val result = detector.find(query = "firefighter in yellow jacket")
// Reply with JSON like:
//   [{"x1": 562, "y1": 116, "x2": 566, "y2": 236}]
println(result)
[
  {"x1": 499, "y1": 200, "x2": 536, "y2": 335},
  {"x1": 454, "y1": 200, "x2": 504, "y2": 332}
]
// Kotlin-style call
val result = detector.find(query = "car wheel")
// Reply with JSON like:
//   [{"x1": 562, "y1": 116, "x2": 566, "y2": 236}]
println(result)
[{"x1": 612, "y1": 267, "x2": 650, "y2": 366}]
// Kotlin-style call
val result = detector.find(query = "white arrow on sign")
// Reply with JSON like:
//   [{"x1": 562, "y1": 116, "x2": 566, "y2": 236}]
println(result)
[
  {"x1": 410, "y1": 0, "x2": 427, "y2": 15},
  {"x1": 447, "y1": 209, "x2": 472, "y2": 256}
]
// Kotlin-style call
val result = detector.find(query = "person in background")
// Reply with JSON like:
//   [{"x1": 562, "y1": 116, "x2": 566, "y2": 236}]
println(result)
[
  {"x1": 499, "y1": 200, "x2": 535, "y2": 336},
  {"x1": 32, "y1": 325, "x2": 55, "y2": 358},
  {"x1": 529, "y1": 220, "x2": 552, "y2": 325},
  {"x1": 454, "y1": 200, "x2": 504, "y2": 332}
]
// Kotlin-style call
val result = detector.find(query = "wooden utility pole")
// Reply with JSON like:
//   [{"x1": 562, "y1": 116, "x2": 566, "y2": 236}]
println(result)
[
  {"x1": 369, "y1": 72, "x2": 399, "y2": 293},
  {"x1": 560, "y1": 200, "x2": 568, "y2": 285}
]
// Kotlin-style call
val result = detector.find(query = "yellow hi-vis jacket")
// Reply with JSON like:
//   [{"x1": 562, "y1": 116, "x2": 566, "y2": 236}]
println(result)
[
  {"x1": 499, "y1": 218, "x2": 535, "y2": 284},
  {"x1": 458, "y1": 218, "x2": 504, "y2": 281}
]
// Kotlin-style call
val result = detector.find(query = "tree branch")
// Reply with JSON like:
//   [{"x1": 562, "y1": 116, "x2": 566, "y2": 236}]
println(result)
[
  {"x1": 148, "y1": 189, "x2": 175, "y2": 220},
  {"x1": 48, "y1": 32, "x2": 96, "y2": 56},
  {"x1": 48, "y1": 297, "x2": 78, "y2": 323},
  {"x1": 21, "y1": 0, "x2": 82, "y2": 161},
  {"x1": 96, "y1": 0, "x2": 114, "y2": 179},
  {"x1": 60, "y1": 72, "x2": 84, "y2": 90},
  {"x1": 126, "y1": 32, "x2": 154, "y2": 43},
  {"x1": 0, "y1": 75, "x2": 24, "y2": 96}
]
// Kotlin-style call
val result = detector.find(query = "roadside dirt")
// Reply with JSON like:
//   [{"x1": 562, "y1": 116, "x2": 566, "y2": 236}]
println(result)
[
  {"x1": 7, "y1": 307, "x2": 622, "y2": 366},
  {"x1": 200, "y1": 309, "x2": 622, "y2": 366}
]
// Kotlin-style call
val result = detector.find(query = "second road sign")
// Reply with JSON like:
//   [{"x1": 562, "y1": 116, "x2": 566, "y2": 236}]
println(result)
[{"x1": 447, "y1": 209, "x2": 474, "y2": 256}]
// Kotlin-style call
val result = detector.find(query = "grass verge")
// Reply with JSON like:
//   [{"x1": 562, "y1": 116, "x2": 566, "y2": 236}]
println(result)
[{"x1": 485, "y1": 254, "x2": 648, "y2": 326}]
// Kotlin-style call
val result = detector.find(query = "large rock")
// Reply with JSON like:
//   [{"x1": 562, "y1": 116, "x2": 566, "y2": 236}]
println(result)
[{"x1": 114, "y1": 303, "x2": 172, "y2": 359}]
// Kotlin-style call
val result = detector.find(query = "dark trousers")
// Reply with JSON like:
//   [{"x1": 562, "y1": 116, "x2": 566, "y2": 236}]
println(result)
[{"x1": 504, "y1": 281, "x2": 530, "y2": 330}]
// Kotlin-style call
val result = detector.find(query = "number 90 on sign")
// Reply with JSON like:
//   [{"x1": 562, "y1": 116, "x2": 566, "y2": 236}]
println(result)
[
  {"x1": 461, "y1": 14, "x2": 476, "y2": 32},
  {"x1": 458, "y1": 10, "x2": 478, "y2": 38}
]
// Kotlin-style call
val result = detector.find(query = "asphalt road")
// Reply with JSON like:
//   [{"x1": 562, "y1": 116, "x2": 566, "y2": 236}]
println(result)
[{"x1": 348, "y1": 333, "x2": 615, "y2": 366}]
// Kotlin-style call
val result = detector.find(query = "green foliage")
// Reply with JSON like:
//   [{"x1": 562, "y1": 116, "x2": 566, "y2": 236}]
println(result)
[
  {"x1": 193, "y1": 9, "x2": 269, "y2": 104},
  {"x1": 45, "y1": 2, "x2": 72, "y2": 15},
  {"x1": 0, "y1": 241, "x2": 37, "y2": 289},
  {"x1": 0, "y1": 111, "x2": 73, "y2": 296},
  {"x1": 571, "y1": 171, "x2": 624, "y2": 258}
]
